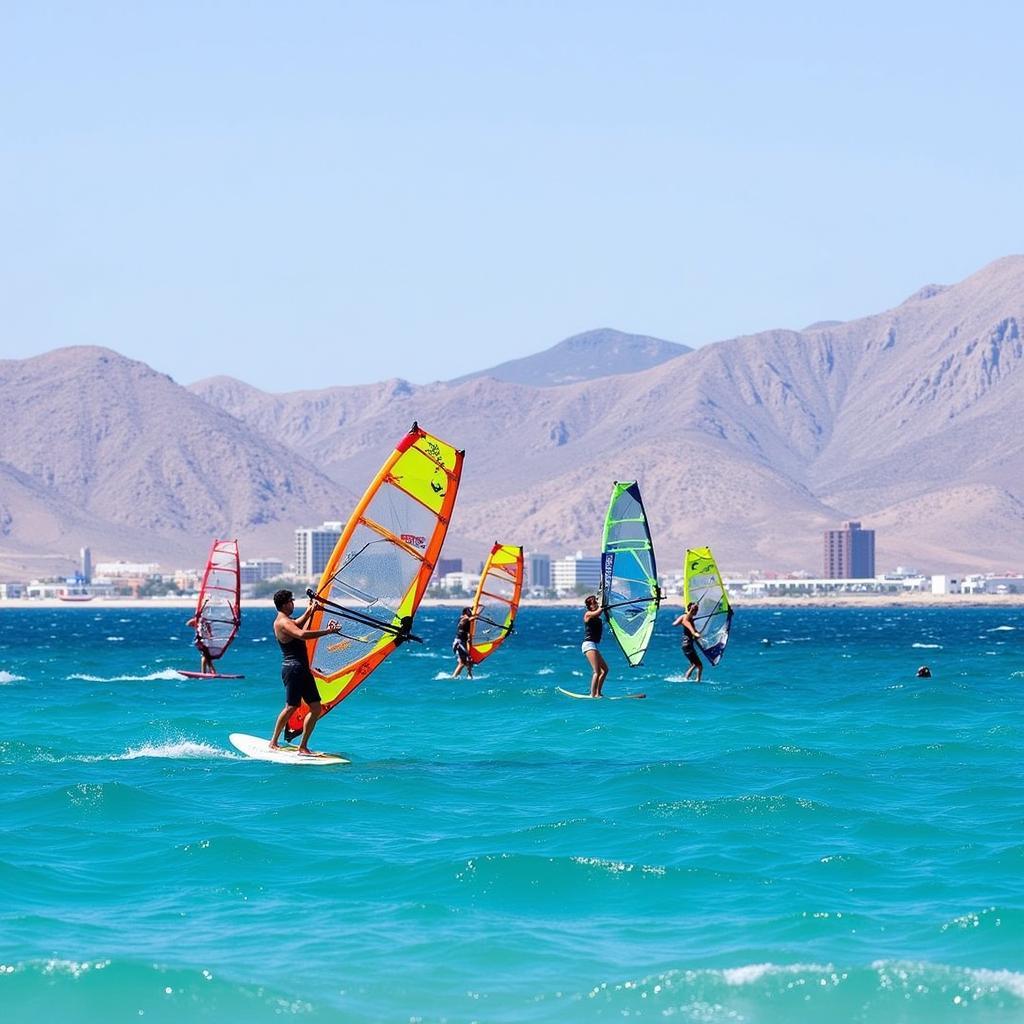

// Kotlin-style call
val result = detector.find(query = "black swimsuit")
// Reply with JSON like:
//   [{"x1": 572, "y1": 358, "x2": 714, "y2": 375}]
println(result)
[
  {"x1": 583, "y1": 615, "x2": 603, "y2": 644},
  {"x1": 279, "y1": 634, "x2": 321, "y2": 706}
]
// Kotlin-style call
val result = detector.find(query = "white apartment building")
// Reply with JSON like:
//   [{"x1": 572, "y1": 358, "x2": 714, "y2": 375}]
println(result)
[
  {"x1": 295, "y1": 522, "x2": 344, "y2": 581},
  {"x1": 551, "y1": 552, "x2": 602, "y2": 595}
]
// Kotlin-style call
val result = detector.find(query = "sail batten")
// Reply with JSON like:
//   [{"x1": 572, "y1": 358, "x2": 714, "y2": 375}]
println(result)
[{"x1": 601, "y1": 481, "x2": 660, "y2": 667}]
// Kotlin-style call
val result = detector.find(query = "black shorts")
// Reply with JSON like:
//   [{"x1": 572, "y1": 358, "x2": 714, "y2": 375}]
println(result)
[
  {"x1": 681, "y1": 637, "x2": 699, "y2": 658},
  {"x1": 282, "y1": 662, "x2": 321, "y2": 707},
  {"x1": 452, "y1": 638, "x2": 471, "y2": 666}
]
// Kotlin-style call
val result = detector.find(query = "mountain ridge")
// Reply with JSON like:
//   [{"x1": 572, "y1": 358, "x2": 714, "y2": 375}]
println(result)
[{"x1": 4, "y1": 256, "x2": 1024, "y2": 578}]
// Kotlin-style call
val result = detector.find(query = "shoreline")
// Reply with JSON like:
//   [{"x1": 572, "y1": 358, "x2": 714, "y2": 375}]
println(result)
[{"x1": 2, "y1": 593, "x2": 1024, "y2": 610}]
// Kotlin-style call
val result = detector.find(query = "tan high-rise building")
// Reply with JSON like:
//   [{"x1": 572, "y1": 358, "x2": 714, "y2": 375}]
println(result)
[{"x1": 823, "y1": 521, "x2": 875, "y2": 578}]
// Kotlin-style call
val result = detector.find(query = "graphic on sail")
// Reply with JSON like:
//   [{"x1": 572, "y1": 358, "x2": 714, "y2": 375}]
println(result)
[
  {"x1": 600, "y1": 481, "x2": 661, "y2": 667},
  {"x1": 285, "y1": 423, "x2": 464, "y2": 740},
  {"x1": 468, "y1": 543, "x2": 524, "y2": 665},
  {"x1": 683, "y1": 546, "x2": 733, "y2": 665},
  {"x1": 192, "y1": 539, "x2": 241, "y2": 664}
]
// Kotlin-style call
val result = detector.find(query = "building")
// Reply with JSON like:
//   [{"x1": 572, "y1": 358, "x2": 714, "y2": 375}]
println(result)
[
  {"x1": 80, "y1": 546, "x2": 92, "y2": 583},
  {"x1": 295, "y1": 522, "x2": 343, "y2": 580},
  {"x1": 551, "y1": 552, "x2": 602, "y2": 595},
  {"x1": 437, "y1": 557, "x2": 462, "y2": 577},
  {"x1": 931, "y1": 574, "x2": 962, "y2": 595},
  {"x1": 94, "y1": 561, "x2": 161, "y2": 579},
  {"x1": 527, "y1": 552, "x2": 551, "y2": 590},
  {"x1": 240, "y1": 558, "x2": 285, "y2": 584},
  {"x1": 823, "y1": 520, "x2": 875, "y2": 578}
]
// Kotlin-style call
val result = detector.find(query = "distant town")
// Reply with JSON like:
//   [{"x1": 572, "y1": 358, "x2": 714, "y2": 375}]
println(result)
[{"x1": 1, "y1": 520, "x2": 1021, "y2": 602}]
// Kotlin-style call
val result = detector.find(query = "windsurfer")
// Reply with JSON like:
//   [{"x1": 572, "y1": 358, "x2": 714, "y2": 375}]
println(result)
[
  {"x1": 582, "y1": 594, "x2": 609, "y2": 697},
  {"x1": 186, "y1": 609, "x2": 215, "y2": 675},
  {"x1": 451, "y1": 606, "x2": 479, "y2": 679},
  {"x1": 673, "y1": 602, "x2": 703, "y2": 682},
  {"x1": 269, "y1": 589, "x2": 343, "y2": 754}
]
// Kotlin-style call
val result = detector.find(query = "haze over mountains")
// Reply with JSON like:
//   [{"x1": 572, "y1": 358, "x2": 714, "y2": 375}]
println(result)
[{"x1": 3, "y1": 256, "x2": 1023, "y2": 580}]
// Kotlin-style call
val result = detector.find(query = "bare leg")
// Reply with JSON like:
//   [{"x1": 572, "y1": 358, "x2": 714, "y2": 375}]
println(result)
[
  {"x1": 297, "y1": 702, "x2": 322, "y2": 753},
  {"x1": 269, "y1": 704, "x2": 297, "y2": 748},
  {"x1": 594, "y1": 652, "x2": 609, "y2": 697},
  {"x1": 585, "y1": 649, "x2": 604, "y2": 697}
]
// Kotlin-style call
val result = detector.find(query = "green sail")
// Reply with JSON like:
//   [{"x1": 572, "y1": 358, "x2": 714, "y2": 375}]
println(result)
[{"x1": 600, "y1": 481, "x2": 661, "y2": 667}]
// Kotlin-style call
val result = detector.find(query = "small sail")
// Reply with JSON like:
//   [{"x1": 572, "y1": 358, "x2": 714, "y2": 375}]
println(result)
[
  {"x1": 193, "y1": 539, "x2": 241, "y2": 663},
  {"x1": 600, "y1": 481, "x2": 660, "y2": 667},
  {"x1": 683, "y1": 546, "x2": 733, "y2": 665},
  {"x1": 285, "y1": 423, "x2": 464, "y2": 739},
  {"x1": 468, "y1": 543, "x2": 524, "y2": 665}
]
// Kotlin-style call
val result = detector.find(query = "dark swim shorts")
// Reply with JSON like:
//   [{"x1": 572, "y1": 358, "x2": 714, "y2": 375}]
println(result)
[
  {"x1": 452, "y1": 638, "x2": 471, "y2": 666},
  {"x1": 282, "y1": 662, "x2": 321, "y2": 706}
]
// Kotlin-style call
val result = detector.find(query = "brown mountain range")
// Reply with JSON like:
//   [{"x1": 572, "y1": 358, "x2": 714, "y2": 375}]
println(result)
[{"x1": 3, "y1": 257, "x2": 1023, "y2": 579}]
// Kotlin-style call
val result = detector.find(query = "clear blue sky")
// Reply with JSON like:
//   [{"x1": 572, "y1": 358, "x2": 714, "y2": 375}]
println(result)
[{"x1": 3, "y1": 1, "x2": 1022, "y2": 391}]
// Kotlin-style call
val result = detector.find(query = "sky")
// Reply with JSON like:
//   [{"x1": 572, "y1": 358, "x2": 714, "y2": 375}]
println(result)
[{"x1": 2, "y1": 1, "x2": 1023, "y2": 391}]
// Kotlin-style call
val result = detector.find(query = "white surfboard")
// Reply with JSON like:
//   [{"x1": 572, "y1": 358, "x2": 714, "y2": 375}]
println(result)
[
  {"x1": 228, "y1": 733, "x2": 350, "y2": 765},
  {"x1": 556, "y1": 686, "x2": 646, "y2": 701}
]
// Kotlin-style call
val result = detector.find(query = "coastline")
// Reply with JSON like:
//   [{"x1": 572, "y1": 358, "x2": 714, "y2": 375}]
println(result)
[{"x1": 2, "y1": 593, "x2": 1024, "y2": 610}]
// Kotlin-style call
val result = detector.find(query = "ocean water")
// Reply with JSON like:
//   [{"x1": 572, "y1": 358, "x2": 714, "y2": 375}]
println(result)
[{"x1": 1, "y1": 603, "x2": 1022, "y2": 1022}]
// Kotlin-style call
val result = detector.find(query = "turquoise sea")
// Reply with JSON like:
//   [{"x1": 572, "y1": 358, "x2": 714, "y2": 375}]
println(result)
[{"x1": 2, "y1": 604, "x2": 1022, "y2": 1022}]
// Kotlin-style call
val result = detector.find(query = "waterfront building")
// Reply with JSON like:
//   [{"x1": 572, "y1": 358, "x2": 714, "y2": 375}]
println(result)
[
  {"x1": 240, "y1": 558, "x2": 285, "y2": 584},
  {"x1": 295, "y1": 522, "x2": 343, "y2": 581},
  {"x1": 551, "y1": 552, "x2": 601, "y2": 595},
  {"x1": 527, "y1": 553, "x2": 551, "y2": 590},
  {"x1": 823, "y1": 521, "x2": 875, "y2": 578}
]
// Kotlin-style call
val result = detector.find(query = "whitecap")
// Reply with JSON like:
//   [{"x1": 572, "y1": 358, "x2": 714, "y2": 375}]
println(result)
[
  {"x1": 912, "y1": 642, "x2": 942, "y2": 649},
  {"x1": 111, "y1": 740, "x2": 238, "y2": 761},
  {"x1": 105, "y1": 636, "x2": 125, "y2": 642},
  {"x1": 0, "y1": 670, "x2": 26, "y2": 684},
  {"x1": 67, "y1": 669, "x2": 184, "y2": 682},
  {"x1": 722, "y1": 962, "x2": 831, "y2": 985},
  {"x1": 989, "y1": 625, "x2": 1016, "y2": 632}
]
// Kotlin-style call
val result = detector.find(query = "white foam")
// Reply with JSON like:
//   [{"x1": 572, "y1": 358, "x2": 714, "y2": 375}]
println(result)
[
  {"x1": 912, "y1": 642, "x2": 942, "y2": 649},
  {"x1": 0, "y1": 671, "x2": 25, "y2": 684},
  {"x1": 722, "y1": 962, "x2": 831, "y2": 985},
  {"x1": 537, "y1": 667, "x2": 554, "y2": 675},
  {"x1": 67, "y1": 669, "x2": 187, "y2": 682},
  {"x1": 989, "y1": 625, "x2": 1016, "y2": 632},
  {"x1": 112, "y1": 740, "x2": 238, "y2": 761}
]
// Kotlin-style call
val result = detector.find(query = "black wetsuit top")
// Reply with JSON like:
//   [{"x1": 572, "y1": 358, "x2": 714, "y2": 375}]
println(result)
[
  {"x1": 278, "y1": 634, "x2": 310, "y2": 667},
  {"x1": 584, "y1": 615, "x2": 603, "y2": 644},
  {"x1": 456, "y1": 616, "x2": 471, "y2": 643}
]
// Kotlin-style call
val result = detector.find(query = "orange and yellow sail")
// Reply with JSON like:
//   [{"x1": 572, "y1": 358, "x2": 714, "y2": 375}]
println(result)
[
  {"x1": 468, "y1": 543, "x2": 524, "y2": 665},
  {"x1": 285, "y1": 423, "x2": 463, "y2": 739}
]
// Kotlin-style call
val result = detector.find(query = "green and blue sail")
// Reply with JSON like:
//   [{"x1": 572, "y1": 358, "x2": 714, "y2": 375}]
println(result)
[{"x1": 601, "y1": 481, "x2": 661, "y2": 667}]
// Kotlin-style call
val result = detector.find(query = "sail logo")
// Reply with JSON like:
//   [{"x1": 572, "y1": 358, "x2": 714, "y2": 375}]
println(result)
[{"x1": 401, "y1": 533, "x2": 427, "y2": 549}]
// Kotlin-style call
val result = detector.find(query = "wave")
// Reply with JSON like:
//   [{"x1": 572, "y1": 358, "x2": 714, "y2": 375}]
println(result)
[
  {"x1": 537, "y1": 667, "x2": 554, "y2": 675},
  {"x1": 66, "y1": 669, "x2": 184, "y2": 682},
  {"x1": 0, "y1": 670, "x2": 25, "y2": 683},
  {"x1": 111, "y1": 740, "x2": 238, "y2": 761},
  {"x1": 2, "y1": 955, "x2": 1023, "y2": 1023},
  {"x1": 912, "y1": 642, "x2": 943, "y2": 649},
  {"x1": 989, "y1": 625, "x2": 1017, "y2": 632}
]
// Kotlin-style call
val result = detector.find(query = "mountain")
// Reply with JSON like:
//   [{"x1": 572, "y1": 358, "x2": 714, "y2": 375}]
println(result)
[
  {"x1": 5, "y1": 258, "x2": 1024, "y2": 579},
  {"x1": 447, "y1": 328, "x2": 692, "y2": 386},
  {"x1": 0, "y1": 347, "x2": 356, "y2": 577},
  {"x1": 190, "y1": 258, "x2": 1024, "y2": 573}
]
